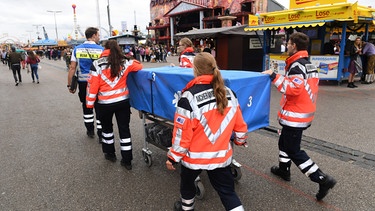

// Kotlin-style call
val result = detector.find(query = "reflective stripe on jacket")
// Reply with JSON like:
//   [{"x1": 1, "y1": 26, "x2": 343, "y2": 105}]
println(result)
[
  {"x1": 179, "y1": 47, "x2": 195, "y2": 68},
  {"x1": 273, "y1": 57, "x2": 319, "y2": 128},
  {"x1": 86, "y1": 50, "x2": 143, "y2": 108},
  {"x1": 167, "y1": 75, "x2": 248, "y2": 170}
]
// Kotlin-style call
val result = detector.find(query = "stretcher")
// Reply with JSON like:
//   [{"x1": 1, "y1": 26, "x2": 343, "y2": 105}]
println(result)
[{"x1": 128, "y1": 66, "x2": 271, "y2": 198}]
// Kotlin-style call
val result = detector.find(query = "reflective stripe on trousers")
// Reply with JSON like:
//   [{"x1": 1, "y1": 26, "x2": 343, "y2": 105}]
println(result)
[{"x1": 278, "y1": 126, "x2": 319, "y2": 177}]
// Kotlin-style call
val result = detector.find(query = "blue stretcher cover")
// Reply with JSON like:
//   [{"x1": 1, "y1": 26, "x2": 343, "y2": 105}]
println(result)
[{"x1": 127, "y1": 66, "x2": 271, "y2": 132}]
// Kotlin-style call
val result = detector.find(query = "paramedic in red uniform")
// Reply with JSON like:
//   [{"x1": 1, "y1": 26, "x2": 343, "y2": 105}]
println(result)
[
  {"x1": 178, "y1": 37, "x2": 195, "y2": 68},
  {"x1": 262, "y1": 32, "x2": 336, "y2": 201},
  {"x1": 86, "y1": 40, "x2": 142, "y2": 170},
  {"x1": 166, "y1": 52, "x2": 248, "y2": 211}
]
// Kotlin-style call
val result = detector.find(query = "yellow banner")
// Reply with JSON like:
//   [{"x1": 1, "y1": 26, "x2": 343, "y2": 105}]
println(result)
[
  {"x1": 290, "y1": 0, "x2": 346, "y2": 9},
  {"x1": 262, "y1": 5, "x2": 352, "y2": 24},
  {"x1": 248, "y1": 15, "x2": 259, "y2": 26}
]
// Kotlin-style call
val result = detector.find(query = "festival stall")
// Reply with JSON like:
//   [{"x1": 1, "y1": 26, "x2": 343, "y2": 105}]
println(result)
[{"x1": 245, "y1": 0, "x2": 375, "y2": 83}]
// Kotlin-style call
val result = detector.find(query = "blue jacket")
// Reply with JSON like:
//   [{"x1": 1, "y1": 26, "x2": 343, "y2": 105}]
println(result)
[{"x1": 72, "y1": 41, "x2": 104, "y2": 82}]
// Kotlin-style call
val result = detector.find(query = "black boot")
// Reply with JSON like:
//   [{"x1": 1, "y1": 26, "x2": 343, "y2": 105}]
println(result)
[
  {"x1": 271, "y1": 166, "x2": 291, "y2": 181},
  {"x1": 174, "y1": 201, "x2": 183, "y2": 211},
  {"x1": 310, "y1": 170, "x2": 337, "y2": 201},
  {"x1": 352, "y1": 82, "x2": 358, "y2": 88},
  {"x1": 120, "y1": 159, "x2": 132, "y2": 170},
  {"x1": 104, "y1": 153, "x2": 117, "y2": 162},
  {"x1": 316, "y1": 174, "x2": 336, "y2": 201}
]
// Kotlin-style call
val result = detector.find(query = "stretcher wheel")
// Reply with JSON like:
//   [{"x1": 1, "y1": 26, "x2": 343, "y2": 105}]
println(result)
[
  {"x1": 142, "y1": 151, "x2": 152, "y2": 167},
  {"x1": 231, "y1": 165, "x2": 242, "y2": 181},
  {"x1": 195, "y1": 180, "x2": 205, "y2": 200}
]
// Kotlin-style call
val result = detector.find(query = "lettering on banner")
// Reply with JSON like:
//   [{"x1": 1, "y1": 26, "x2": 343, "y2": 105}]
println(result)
[
  {"x1": 288, "y1": 13, "x2": 301, "y2": 21},
  {"x1": 316, "y1": 10, "x2": 330, "y2": 19},
  {"x1": 247, "y1": 96, "x2": 253, "y2": 107},
  {"x1": 264, "y1": 16, "x2": 275, "y2": 24}
]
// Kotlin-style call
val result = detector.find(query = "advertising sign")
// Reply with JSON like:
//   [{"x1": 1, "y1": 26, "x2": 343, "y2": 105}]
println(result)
[
  {"x1": 269, "y1": 54, "x2": 289, "y2": 76},
  {"x1": 261, "y1": 4, "x2": 352, "y2": 24},
  {"x1": 248, "y1": 15, "x2": 259, "y2": 26},
  {"x1": 290, "y1": 0, "x2": 347, "y2": 9},
  {"x1": 309, "y1": 55, "x2": 339, "y2": 79},
  {"x1": 249, "y1": 38, "x2": 275, "y2": 49}
]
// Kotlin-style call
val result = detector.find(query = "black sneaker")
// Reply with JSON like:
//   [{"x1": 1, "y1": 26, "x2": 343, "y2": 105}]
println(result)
[
  {"x1": 316, "y1": 175, "x2": 336, "y2": 201},
  {"x1": 15, "y1": 82, "x2": 19, "y2": 86},
  {"x1": 104, "y1": 153, "x2": 117, "y2": 162},
  {"x1": 174, "y1": 201, "x2": 182, "y2": 211},
  {"x1": 347, "y1": 83, "x2": 355, "y2": 88},
  {"x1": 271, "y1": 166, "x2": 291, "y2": 181},
  {"x1": 120, "y1": 160, "x2": 132, "y2": 170},
  {"x1": 86, "y1": 130, "x2": 95, "y2": 138}
]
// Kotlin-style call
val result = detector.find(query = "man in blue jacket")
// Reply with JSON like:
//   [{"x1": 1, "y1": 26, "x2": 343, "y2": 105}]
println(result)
[{"x1": 67, "y1": 27, "x2": 104, "y2": 141}]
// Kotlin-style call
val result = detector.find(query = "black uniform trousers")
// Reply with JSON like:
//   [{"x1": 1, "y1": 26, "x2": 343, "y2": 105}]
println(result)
[
  {"x1": 278, "y1": 126, "x2": 321, "y2": 182},
  {"x1": 97, "y1": 100, "x2": 132, "y2": 163},
  {"x1": 180, "y1": 165, "x2": 242, "y2": 211},
  {"x1": 78, "y1": 82, "x2": 101, "y2": 135}
]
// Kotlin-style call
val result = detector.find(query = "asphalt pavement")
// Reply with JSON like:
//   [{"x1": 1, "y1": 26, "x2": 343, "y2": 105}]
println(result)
[{"x1": 0, "y1": 56, "x2": 374, "y2": 210}]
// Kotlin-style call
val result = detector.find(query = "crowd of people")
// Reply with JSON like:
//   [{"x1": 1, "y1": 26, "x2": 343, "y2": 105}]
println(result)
[{"x1": 1, "y1": 47, "x2": 42, "y2": 86}]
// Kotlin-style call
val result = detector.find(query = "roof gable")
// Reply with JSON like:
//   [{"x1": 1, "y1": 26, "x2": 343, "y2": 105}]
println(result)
[{"x1": 165, "y1": 1, "x2": 206, "y2": 17}]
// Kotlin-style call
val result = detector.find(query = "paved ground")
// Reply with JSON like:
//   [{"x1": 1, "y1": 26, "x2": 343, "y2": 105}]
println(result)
[{"x1": 0, "y1": 56, "x2": 374, "y2": 210}]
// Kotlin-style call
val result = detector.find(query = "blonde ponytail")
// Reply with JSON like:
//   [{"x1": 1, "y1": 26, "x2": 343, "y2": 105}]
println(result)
[{"x1": 212, "y1": 67, "x2": 228, "y2": 115}]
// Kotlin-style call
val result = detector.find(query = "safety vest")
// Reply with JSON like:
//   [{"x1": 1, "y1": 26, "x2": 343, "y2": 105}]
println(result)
[
  {"x1": 273, "y1": 57, "x2": 319, "y2": 128},
  {"x1": 179, "y1": 47, "x2": 195, "y2": 68},
  {"x1": 72, "y1": 41, "x2": 104, "y2": 82},
  {"x1": 86, "y1": 50, "x2": 143, "y2": 108},
  {"x1": 167, "y1": 75, "x2": 248, "y2": 170}
]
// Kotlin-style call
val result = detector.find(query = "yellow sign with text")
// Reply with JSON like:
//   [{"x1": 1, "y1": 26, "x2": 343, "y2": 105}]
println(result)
[
  {"x1": 262, "y1": 5, "x2": 352, "y2": 24},
  {"x1": 248, "y1": 15, "x2": 259, "y2": 26},
  {"x1": 290, "y1": 0, "x2": 347, "y2": 9}
]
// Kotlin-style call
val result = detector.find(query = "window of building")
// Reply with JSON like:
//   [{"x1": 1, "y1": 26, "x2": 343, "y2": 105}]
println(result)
[{"x1": 241, "y1": 2, "x2": 253, "y2": 13}]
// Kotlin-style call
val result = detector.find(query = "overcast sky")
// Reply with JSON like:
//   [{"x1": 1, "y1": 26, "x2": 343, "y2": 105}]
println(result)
[
  {"x1": 1, "y1": 0, "x2": 374, "y2": 44},
  {"x1": 0, "y1": 0, "x2": 151, "y2": 43}
]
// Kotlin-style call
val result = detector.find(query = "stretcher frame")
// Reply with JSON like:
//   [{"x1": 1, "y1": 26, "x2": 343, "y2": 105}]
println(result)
[{"x1": 139, "y1": 110, "x2": 243, "y2": 199}]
